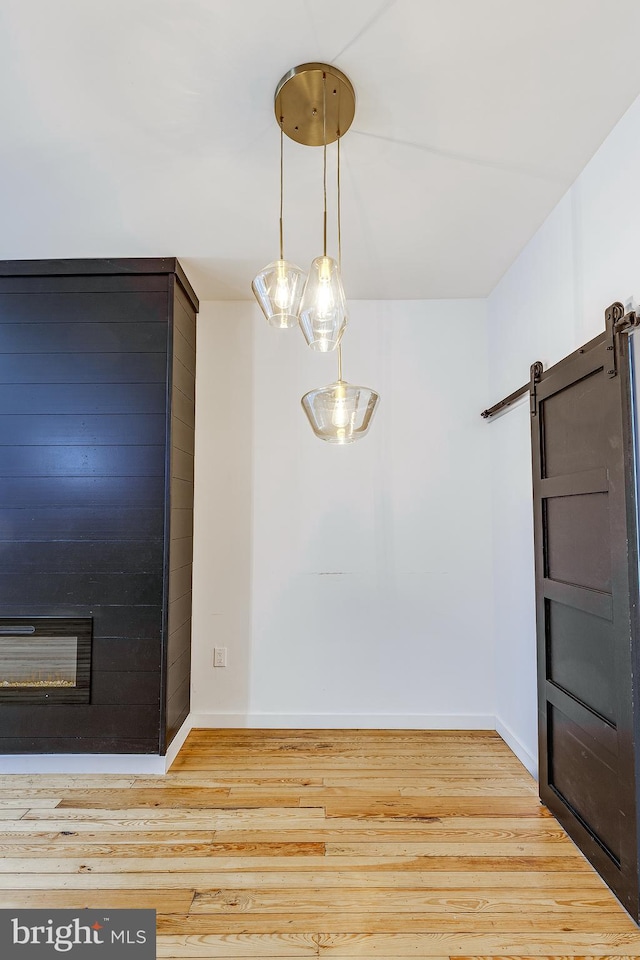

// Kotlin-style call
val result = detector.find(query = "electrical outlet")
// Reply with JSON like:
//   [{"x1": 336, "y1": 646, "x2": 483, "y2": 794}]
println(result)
[{"x1": 213, "y1": 647, "x2": 227, "y2": 668}]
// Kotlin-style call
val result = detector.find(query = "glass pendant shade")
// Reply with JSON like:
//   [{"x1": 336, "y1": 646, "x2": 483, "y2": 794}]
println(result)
[
  {"x1": 299, "y1": 256, "x2": 347, "y2": 351},
  {"x1": 301, "y1": 379, "x2": 380, "y2": 444},
  {"x1": 252, "y1": 259, "x2": 306, "y2": 329}
]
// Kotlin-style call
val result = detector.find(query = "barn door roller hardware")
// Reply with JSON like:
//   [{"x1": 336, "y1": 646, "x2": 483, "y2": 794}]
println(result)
[
  {"x1": 480, "y1": 362, "x2": 543, "y2": 420},
  {"x1": 605, "y1": 301, "x2": 640, "y2": 379}
]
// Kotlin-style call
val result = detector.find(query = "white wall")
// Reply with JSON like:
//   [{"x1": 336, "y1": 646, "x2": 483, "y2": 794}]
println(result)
[
  {"x1": 192, "y1": 298, "x2": 495, "y2": 727},
  {"x1": 488, "y1": 92, "x2": 640, "y2": 777},
  {"x1": 191, "y1": 302, "x2": 253, "y2": 720}
]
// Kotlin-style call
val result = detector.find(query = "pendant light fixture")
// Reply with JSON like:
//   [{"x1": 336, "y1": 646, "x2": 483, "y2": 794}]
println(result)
[
  {"x1": 251, "y1": 125, "x2": 306, "y2": 328},
  {"x1": 252, "y1": 61, "x2": 380, "y2": 443},
  {"x1": 302, "y1": 344, "x2": 380, "y2": 444}
]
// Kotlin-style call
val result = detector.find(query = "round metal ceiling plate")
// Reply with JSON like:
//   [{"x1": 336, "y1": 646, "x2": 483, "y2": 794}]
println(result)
[{"x1": 274, "y1": 62, "x2": 355, "y2": 146}]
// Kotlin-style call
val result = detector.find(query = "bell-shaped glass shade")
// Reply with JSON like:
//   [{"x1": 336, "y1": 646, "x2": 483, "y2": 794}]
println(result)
[
  {"x1": 252, "y1": 259, "x2": 306, "y2": 329},
  {"x1": 299, "y1": 256, "x2": 347, "y2": 351},
  {"x1": 301, "y1": 379, "x2": 380, "y2": 444}
]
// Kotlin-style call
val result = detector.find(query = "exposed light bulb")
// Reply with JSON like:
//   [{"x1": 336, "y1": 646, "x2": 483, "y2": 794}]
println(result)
[
  {"x1": 315, "y1": 257, "x2": 335, "y2": 319},
  {"x1": 274, "y1": 261, "x2": 290, "y2": 310},
  {"x1": 331, "y1": 383, "x2": 350, "y2": 429}
]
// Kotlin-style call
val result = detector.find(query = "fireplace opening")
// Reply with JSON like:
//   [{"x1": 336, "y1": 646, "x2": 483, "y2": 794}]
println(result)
[{"x1": 0, "y1": 618, "x2": 92, "y2": 703}]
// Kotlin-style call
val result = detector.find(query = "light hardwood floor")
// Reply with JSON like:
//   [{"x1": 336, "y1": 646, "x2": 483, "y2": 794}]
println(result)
[{"x1": 1, "y1": 728, "x2": 640, "y2": 958}]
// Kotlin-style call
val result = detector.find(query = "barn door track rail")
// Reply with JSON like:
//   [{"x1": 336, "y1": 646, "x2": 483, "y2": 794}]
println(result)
[{"x1": 480, "y1": 300, "x2": 640, "y2": 421}]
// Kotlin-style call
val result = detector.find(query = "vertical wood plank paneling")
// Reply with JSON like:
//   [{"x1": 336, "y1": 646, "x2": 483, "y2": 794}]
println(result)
[
  {"x1": 0, "y1": 260, "x2": 198, "y2": 755},
  {"x1": 164, "y1": 282, "x2": 196, "y2": 750}
]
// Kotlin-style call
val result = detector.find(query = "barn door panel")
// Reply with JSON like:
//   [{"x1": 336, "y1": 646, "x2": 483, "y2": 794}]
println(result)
[{"x1": 531, "y1": 303, "x2": 640, "y2": 919}]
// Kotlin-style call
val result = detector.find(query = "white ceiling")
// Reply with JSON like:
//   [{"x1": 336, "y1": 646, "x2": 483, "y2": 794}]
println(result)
[{"x1": 1, "y1": 0, "x2": 640, "y2": 300}]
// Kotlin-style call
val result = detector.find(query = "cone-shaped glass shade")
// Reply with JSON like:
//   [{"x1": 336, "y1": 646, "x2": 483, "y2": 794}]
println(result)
[
  {"x1": 301, "y1": 379, "x2": 380, "y2": 444},
  {"x1": 299, "y1": 256, "x2": 347, "y2": 351},
  {"x1": 252, "y1": 259, "x2": 306, "y2": 329}
]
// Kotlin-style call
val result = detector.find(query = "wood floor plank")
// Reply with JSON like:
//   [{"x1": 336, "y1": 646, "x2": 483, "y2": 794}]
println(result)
[
  {"x1": 55, "y1": 789, "x2": 316, "y2": 810},
  {"x1": 322, "y1": 798, "x2": 550, "y2": 817},
  {"x1": 0, "y1": 797, "x2": 61, "y2": 807},
  {"x1": 324, "y1": 840, "x2": 576, "y2": 856},
  {"x1": 0, "y1": 841, "x2": 325, "y2": 858},
  {"x1": 158, "y1": 913, "x2": 639, "y2": 933},
  {"x1": 0, "y1": 854, "x2": 597, "y2": 874},
  {"x1": 315, "y1": 933, "x2": 640, "y2": 954},
  {"x1": 190, "y1": 887, "x2": 622, "y2": 914},
  {"x1": 0, "y1": 890, "x2": 194, "y2": 912},
  {"x1": 0, "y1": 871, "x2": 607, "y2": 889},
  {"x1": 156, "y1": 933, "x2": 317, "y2": 956},
  {"x1": 2, "y1": 729, "x2": 637, "y2": 957}
]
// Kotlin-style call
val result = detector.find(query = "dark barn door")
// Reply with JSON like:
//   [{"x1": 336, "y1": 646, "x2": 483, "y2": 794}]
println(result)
[{"x1": 531, "y1": 303, "x2": 640, "y2": 919}]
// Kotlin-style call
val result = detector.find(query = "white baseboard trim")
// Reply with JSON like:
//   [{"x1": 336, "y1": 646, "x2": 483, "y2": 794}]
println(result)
[
  {"x1": 189, "y1": 712, "x2": 496, "y2": 730},
  {"x1": 0, "y1": 754, "x2": 166, "y2": 774},
  {"x1": 164, "y1": 714, "x2": 194, "y2": 771},
  {"x1": 495, "y1": 716, "x2": 538, "y2": 780}
]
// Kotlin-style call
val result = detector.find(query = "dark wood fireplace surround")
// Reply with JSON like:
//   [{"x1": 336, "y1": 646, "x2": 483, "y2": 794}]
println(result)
[{"x1": 0, "y1": 258, "x2": 197, "y2": 754}]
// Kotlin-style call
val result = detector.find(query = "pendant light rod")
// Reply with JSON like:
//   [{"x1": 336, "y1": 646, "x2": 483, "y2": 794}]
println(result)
[
  {"x1": 279, "y1": 122, "x2": 284, "y2": 260},
  {"x1": 337, "y1": 136, "x2": 343, "y2": 384},
  {"x1": 322, "y1": 72, "x2": 327, "y2": 258},
  {"x1": 337, "y1": 133, "x2": 342, "y2": 270}
]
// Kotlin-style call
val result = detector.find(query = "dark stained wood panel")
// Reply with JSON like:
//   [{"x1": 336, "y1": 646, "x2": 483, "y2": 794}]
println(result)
[
  {"x1": 91, "y1": 606, "x2": 163, "y2": 641},
  {"x1": 175, "y1": 289, "x2": 196, "y2": 347},
  {"x1": 167, "y1": 621, "x2": 191, "y2": 668},
  {"x1": 171, "y1": 478, "x2": 194, "y2": 509},
  {"x1": 91, "y1": 671, "x2": 161, "y2": 706},
  {"x1": 172, "y1": 448, "x2": 194, "y2": 483},
  {"x1": 0, "y1": 259, "x2": 198, "y2": 756},
  {"x1": 0, "y1": 352, "x2": 167, "y2": 383},
  {"x1": 167, "y1": 594, "x2": 191, "y2": 636},
  {"x1": 163, "y1": 278, "x2": 195, "y2": 752},
  {"x1": 173, "y1": 328, "x2": 195, "y2": 375},
  {"x1": 166, "y1": 677, "x2": 190, "y2": 743},
  {"x1": 172, "y1": 355, "x2": 194, "y2": 401},
  {"x1": 0, "y1": 541, "x2": 163, "y2": 574},
  {"x1": 170, "y1": 509, "x2": 193, "y2": 541},
  {"x1": 166, "y1": 649, "x2": 190, "y2": 701},
  {"x1": 0, "y1": 704, "x2": 159, "y2": 740},
  {"x1": 549, "y1": 703, "x2": 620, "y2": 860},
  {"x1": 0, "y1": 573, "x2": 163, "y2": 606},
  {"x1": 0, "y1": 445, "x2": 165, "y2": 477},
  {"x1": 542, "y1": 368, "x2": 618, "y2": 478},
  {"x1": 172, "y1": 390, "x2": 195, "y2": 429},
  {"x1": 545, "y1": 492, "x2": 612, "y2": 591},
  {"x1": 172, "y1": 417, "x2": 194, "y2": 455},
  {"x1": 0, "y1": 257, "x2": 198, "y2": 306},
  {"x1": 547, "y1": 599, "x2": 616, "y2": 723},
  {"x1": 92, "y1": 637, "x2": 162, "y2": 673},
  {"x1": 0, "y1": 414, "x2": 167, "y2": 446},
  {"x1": 168, "y1": 565, "x2": 192, "y2": 604},
  {"x1": 531, "y1": 310, "x2": 640, "y2": 920},
  {"x1": 0, "y1": 737, "x2": 159, "y2": 753},
  {"x1": 0, "y1": 290, "x2": 169, "y2": 323},
  {"x1": 0, "y1": 477, "x2": 166, "y2": 507},
  {"x1": 170, "y1": 537, "x2": 193, "y2": 572},
  {"x1": 0, "y1": 321, "x2": 168, "y2": 353},
  {"x1": 0, "y1": 383, "x2": 167, "y2": 415},
  {"x1": 0, "y1": 507, "x2": 164, "y2": 542}
]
